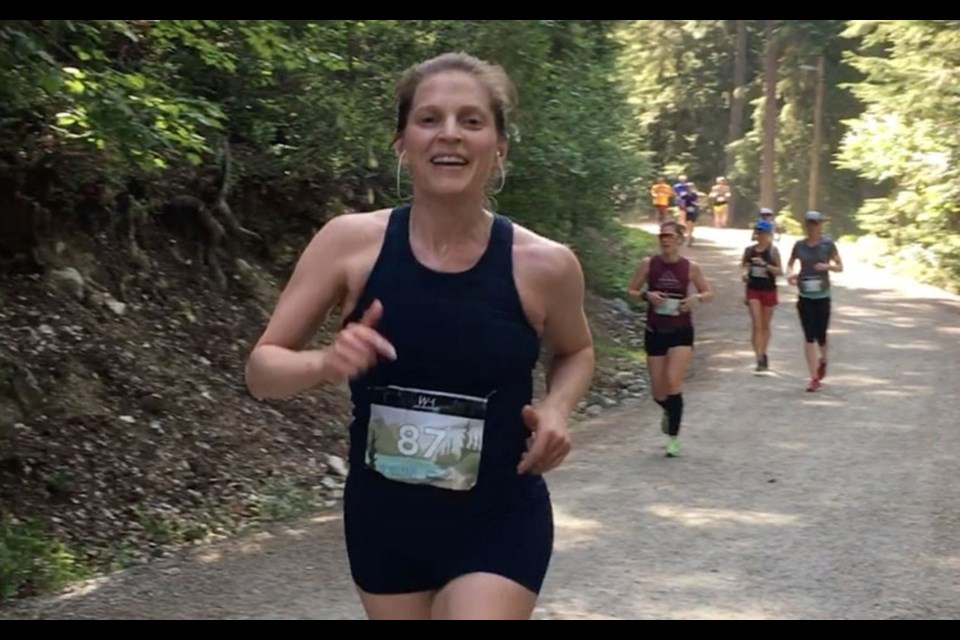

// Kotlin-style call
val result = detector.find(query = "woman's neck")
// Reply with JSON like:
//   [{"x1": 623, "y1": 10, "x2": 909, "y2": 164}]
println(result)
[
  {"x1": 661, "y1": 249, "x2": 681, "y2": 263},
  {"x1": 408, "y1": 194, "x2": 491, "y2": 251}
]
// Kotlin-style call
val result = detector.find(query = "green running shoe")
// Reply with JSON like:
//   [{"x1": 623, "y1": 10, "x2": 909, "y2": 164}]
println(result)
[{"x1": 666, "y1": 437, "x2": 679, "y2": 458}]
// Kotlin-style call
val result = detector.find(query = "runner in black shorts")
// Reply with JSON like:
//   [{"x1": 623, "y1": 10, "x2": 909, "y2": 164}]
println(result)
[
  {"x1": 245, "y1": 52, "x2": 595, "y2": 620},
  {"x1": 787, "y1": 210, "x2": 844, "y2": 392},
  {"x1": 678, "y1": 186, "x2": 700, "y2": 246},
  {"x1": 627, "y1": 221, "x2": 713, "y2": 457}
]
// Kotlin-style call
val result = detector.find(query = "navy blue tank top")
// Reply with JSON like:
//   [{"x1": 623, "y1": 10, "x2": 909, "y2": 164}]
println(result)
[{"x1": 342, "y1": 204, "x2": 547, "y2": 513}]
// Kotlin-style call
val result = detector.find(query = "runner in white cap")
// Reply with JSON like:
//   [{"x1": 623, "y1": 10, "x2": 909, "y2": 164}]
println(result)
[
  {"x1": 753, "y1": 207, "x2": 779, "y2": 243},
  {"x1": 787, "y1": 211, "x2": 844, "y2": 392}
]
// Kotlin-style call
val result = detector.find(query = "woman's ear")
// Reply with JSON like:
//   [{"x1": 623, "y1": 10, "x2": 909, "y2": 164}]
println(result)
[{"x1": 392, "y1": 134, "x2": 404, "y2": 160}]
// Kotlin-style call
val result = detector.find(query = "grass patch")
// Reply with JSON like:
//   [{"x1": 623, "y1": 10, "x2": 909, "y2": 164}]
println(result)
[
  {"x1": 578, "y1": 221, "x2": 657, "y2": 302},
  {"x1": 0, "y1": 517, "x2": 91, "y2": 603},
  {"x1": 0, "y1": 473, "x2": 340, "y2": 606},
  {"x1": 254, "y1": 476, "x2": 328, "y2": 523},
  {"x1": 595, "y1": 338, "x2": 645, "y2": 362}
]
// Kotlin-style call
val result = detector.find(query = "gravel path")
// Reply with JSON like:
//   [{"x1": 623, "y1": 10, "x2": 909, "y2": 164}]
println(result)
[{"x1": 4, "y1": 226, "x2": 959, "y2": 620}]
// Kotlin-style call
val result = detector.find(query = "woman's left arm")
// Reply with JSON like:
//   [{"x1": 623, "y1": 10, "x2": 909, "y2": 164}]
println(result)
[{"x1": 517, "y1": 243, "x2": 595, "y2": 475}]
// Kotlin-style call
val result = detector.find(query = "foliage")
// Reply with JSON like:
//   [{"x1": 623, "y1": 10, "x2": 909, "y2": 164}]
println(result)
[{"x1": 837, "y1": 20, "x2": 960, "y2": 290}]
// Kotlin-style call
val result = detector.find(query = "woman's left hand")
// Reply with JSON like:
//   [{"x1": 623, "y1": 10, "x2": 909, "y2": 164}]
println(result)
[
  {"x1": 679, "y1": 295, "x2": 699, "y2": 313},
  {"x1": 517, "y1": 404, "x2": 572, "y2": 475}
]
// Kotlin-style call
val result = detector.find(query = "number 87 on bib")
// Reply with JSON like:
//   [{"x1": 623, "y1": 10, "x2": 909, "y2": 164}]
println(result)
[{"x1": 365, "y1": 386, "x2": 488, "y2": 491}]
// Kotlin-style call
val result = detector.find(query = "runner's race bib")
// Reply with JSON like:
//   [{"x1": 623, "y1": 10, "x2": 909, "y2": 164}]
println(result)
[
  {"x1": 654, "y1": 297, "x2": 682, "y2": 316},
  {"x1": 750, "y1": 264, "x2": 768, "y2": 279},
  {"x1": 800, "y1": 277, "x2": 823, "y2": 293},
  {"x1": 365, "y1": 385, "x2": 487, "y2": 491}
]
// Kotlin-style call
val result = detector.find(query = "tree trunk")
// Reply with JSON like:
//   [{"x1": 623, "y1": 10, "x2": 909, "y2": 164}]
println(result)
[
  {"x1": 726, "y1": 19, "x2": 748, "y2": 224},
  {"x1": 761, "y1": 20, "x2": 779, "y2": 211},
  {"x1": 808, "y1": 54, "x2": 825, "y2": 212}
]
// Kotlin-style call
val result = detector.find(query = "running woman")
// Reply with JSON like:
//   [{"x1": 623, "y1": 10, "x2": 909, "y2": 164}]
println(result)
[
  {"x1": 709, "y1": 176, "x2": 731, "y2": 228},
  {"x1": 678, "y1": 186, "x2": 700, "y2": 246},
  {"x1": 787, "y1": 210, "x2": 844, "y2": 392},
  {"x1": 627, "y1": 221, "x2": 713, "y2": 457},
  {"x1": 245, "y1": 52, "x2": 595, "y2": 619},
  {"x1": 650, "y1": 176, "x2": 673, "y2": 224},
  {"x1": 742, "y1": 218, "x2": 782, "y2": 372}
]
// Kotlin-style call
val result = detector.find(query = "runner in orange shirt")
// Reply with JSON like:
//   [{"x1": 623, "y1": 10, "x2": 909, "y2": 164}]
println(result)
[{"x1": 650, "y1": 176, "x2": 673, "y2": 224}]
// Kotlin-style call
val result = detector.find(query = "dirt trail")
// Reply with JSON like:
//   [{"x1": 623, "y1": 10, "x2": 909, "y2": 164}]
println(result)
[{"x1": 4, "y1": 226, "x2": 959, "y2": 620}]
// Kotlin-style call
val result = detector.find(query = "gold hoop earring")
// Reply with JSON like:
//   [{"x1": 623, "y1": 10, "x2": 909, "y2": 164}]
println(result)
[
  {"x1": 492, "y1": 153, "x2": 506, "y2": 196},
  {"x1": 395, "y1": 150, "x2": 412, "y2": 201}
]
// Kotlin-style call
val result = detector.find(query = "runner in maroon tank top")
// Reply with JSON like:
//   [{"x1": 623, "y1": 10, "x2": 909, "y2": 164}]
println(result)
[{"x1": 627, "y1": 221, "x2": 713, "y2": 457}]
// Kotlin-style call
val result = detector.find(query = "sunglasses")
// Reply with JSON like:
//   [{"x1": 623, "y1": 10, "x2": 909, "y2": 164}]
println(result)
[{"x1": 659, "y1": 233, "x2": 678, "y2": 239}]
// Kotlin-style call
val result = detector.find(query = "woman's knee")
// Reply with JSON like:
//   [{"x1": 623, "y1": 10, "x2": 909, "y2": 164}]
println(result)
[
  {"x1": 666, "y1": 373, "x2": 685, "y2": 393},
  {"x1": 650, "y1": 378, "x2": 668, "y2": 399},
  {"x1": 356, "y1": 588, "x2": 436, "y2": 620},
  {"x1": 433, "y1": 573, "x2": 538, "y2": 620}
]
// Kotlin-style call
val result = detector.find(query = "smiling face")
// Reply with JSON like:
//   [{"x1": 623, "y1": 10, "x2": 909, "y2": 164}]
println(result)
[{"x1": 395, "y1": 70, "x2": 506, "y2": 201}]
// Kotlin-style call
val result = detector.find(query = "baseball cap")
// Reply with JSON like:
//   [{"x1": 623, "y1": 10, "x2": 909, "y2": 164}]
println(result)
[
  {"x1": 755, "y1": 219, "x2": 774, "y2": 233},
  {"x1": 759, "y1": 207, "x2": 774, "y2": 217},
  {"x1": 804, "y1": 210, "x2": 823, "y2": 222}
]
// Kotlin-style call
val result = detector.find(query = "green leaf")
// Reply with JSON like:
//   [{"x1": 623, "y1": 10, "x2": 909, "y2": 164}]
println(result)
[
  {"x1": 123, "y1": 73, "x2": 146, "y2": 91},
  {"x1": 64, "y1": 79, "x2": 85, "y2": 94},
  {"x1": 39, "y1": 73, "x2": 61, "y2": 94}
]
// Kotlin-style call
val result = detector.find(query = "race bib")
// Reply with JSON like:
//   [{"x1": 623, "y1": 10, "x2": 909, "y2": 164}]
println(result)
[
  {"x1": 750, "y1": 264, "x2": 768, "y2": 279},
  {"x1": 365, "y1": 385, "x2": 487, "y2": 491},
  {"x1": 800, "y1": 277, "x2": 823, "y2": 293},
  {"x1": 654, "y1": 297, "x2": 682, "y2": 316}
]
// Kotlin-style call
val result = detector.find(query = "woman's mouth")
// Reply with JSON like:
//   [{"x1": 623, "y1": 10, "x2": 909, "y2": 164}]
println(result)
[{"x1": 430, "y1": 155, "x2": 469, "y2": 167}]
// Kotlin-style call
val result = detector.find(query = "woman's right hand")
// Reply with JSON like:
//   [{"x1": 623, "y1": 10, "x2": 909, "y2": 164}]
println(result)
[
  {"x1": 321, "y1": 299, "x2": 397, "y2": 383},
  {"x1": 646, "y1": 291, "x2": 667, "y2": 306}
]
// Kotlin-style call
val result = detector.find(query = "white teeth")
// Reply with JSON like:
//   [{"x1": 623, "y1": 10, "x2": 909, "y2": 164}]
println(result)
[{"x1": 431, "y1": 155, "x2": 467, "y2": 165}]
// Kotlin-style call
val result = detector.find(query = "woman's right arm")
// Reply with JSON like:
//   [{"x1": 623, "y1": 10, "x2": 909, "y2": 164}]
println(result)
[
  {"x1": 626, "y1": 256, "x2": 651, "y2": 301},
  {"x1": 786, "y1": 241, "x2": 800, "y2": 285},
  {"x1": 245, "y1": 214, "x2": 395, "y2": 400}
]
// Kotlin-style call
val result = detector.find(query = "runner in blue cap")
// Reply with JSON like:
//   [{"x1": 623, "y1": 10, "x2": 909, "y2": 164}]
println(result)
[{"x1": 742, "y1": 218, "x2": 782, "y2": 372}]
